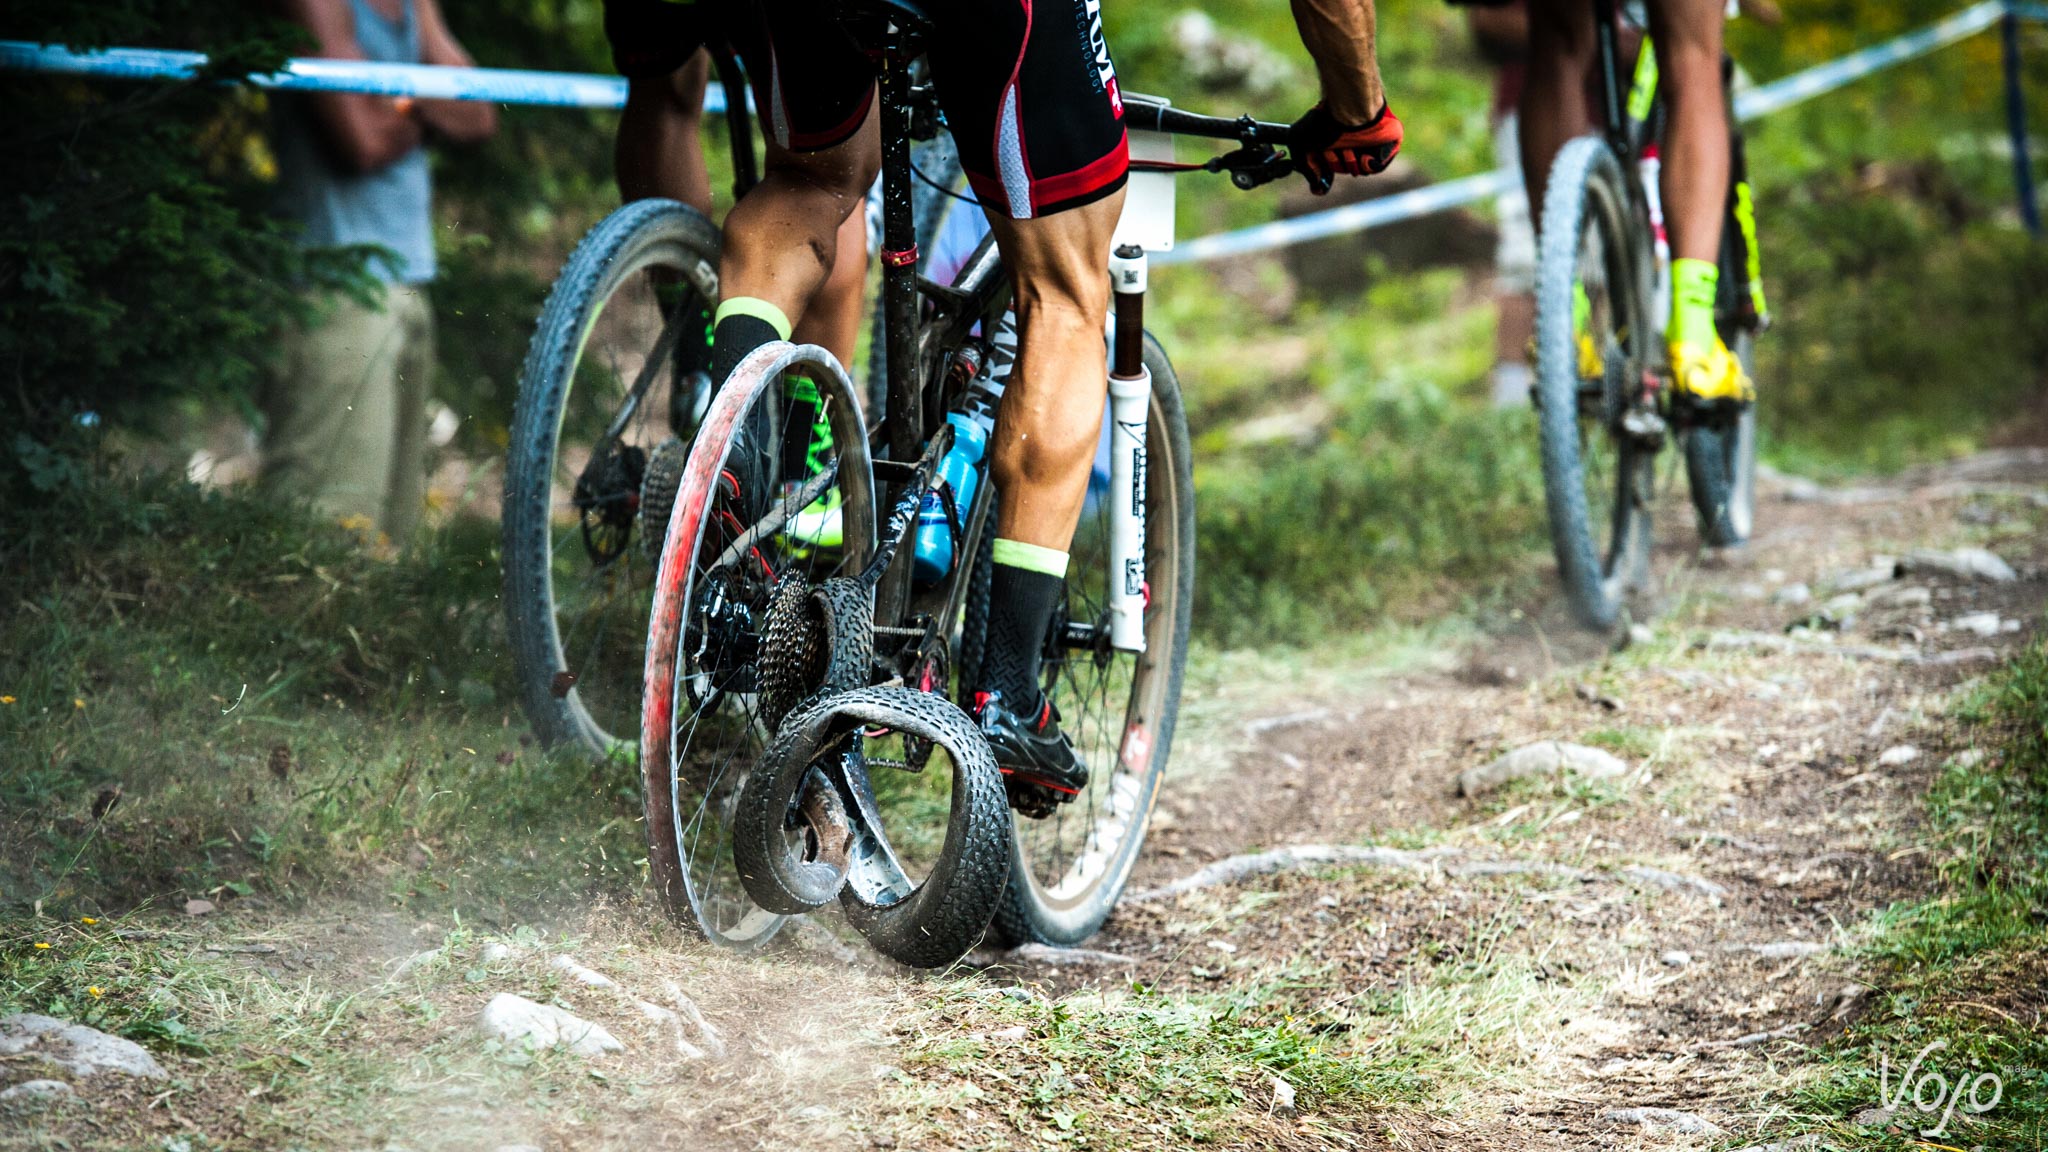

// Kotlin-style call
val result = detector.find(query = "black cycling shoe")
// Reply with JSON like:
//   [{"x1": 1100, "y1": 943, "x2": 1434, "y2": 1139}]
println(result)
[{"x1": 975, "y1": 691, "x2": 1088, "y2": 819}]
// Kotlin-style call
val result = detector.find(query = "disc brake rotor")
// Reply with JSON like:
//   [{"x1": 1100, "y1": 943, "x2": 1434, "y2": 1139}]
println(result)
[{"x1": 575, "y1": 440, "x2": 647, "y2": 567}]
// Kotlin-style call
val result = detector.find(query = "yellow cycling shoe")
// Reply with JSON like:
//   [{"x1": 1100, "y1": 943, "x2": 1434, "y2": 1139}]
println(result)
[
  {"x1": 1577, "y1": 330, "x2": 1605, "y2": 380},
  {"x1": 1669, "y1": 337, "x2": 1754, "y2": 409}
]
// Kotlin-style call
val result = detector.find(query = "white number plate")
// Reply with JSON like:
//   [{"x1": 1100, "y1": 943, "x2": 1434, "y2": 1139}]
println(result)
[{"x1": 1111, "y1": 129, "x2": 1176, "y2": 253}]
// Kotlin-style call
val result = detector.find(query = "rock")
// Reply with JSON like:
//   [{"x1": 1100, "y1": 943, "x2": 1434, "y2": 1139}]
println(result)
[
  {"x1": 1660, "y1": 950, "x2": 1692, "y2": 968},
  {"x1": 1128, "y1": 844, "x2": 1449, "y2": 902},
  {"x1": 1627, "y1": 623, "x2": 1655, "y2": 648},
  {"x1": 1869, "y1": 584, "x2": 1930, "y2": 607},
  {"x1": 1269, "y1": 1075, "x2": 1298, "y2": 1119},
  {"x1": 989, "y1": 1026, "x2": 1028, "y2": 1042},
  {"x1": 0, "y1": 1080, "x2": 73, "y2": 1106},
  {"x1": 183, "y1": 898, "x2": 215, "y2": 917},
  {"x1": 1728, "y1": 941, "x2": 1827, "y2": 959},
  {"x1": 1852, "y1": 1106, "x2": 1896, "y2": 1127},
  {"x1": 1622, "y1": 866, "x2": 1728, "y2": 901},
  {"x1": 1243, "y1": 709, "x2": 1331, "y2": 739},
  {"x1": 479, "y1": 941, "x2": 521, "y2": 963},
  {"x1": 1876, "y1": 745, "x2": 1920, "y2": 767},
  {"x1": 1949, "y1": 611, "x2": 2004, "y2": 637},
  {"x1": 477, "y1": 994, "x2": 622, "y2": 1058},
  {"x1": 1771, "y1": 582, "x2": 1812, "y2": 606},
  {"x1": 390, "y1": 948, "x2": 441, "y2": 978},
  {"x1": 1953, "y1": 749, "x2": 1987, "y2": 768},
  {"x1": 1599, "y1": 1106, "x2": 1721, "y2": 1134},
  {"x1": 0, "y1": 1016, "x2": 167, "y2": 1080},
  {"x1": 549, "y1": 955, "x2": 619, "y2": 989},
  {"x1": 1456, "y1": 742, "x2": 1629, "y2": 797},
  {"x1": 1827, "y1": 567, "x2": 1894, "y2": 593},
  {"x1": 1770, "y1": 470, "x2": 1827, "y2": 502},
  {"x1": 1898, "y1": 547, "x2": 2017, "y2": 583},
  {"x1": 1000, "y1": 943, "x2": 1140, "y2": 967}
]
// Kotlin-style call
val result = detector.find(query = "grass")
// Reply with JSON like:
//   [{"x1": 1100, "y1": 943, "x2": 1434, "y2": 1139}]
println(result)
[
  {"x1": 1743, "y1": 638, "x2": 2048, "y2": 1148},
  {"x1": 0, "y1": 471, "x2": 644, "y2": 920}
]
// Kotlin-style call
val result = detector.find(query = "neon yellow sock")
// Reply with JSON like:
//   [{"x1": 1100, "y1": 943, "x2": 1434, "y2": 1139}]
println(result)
[{"x1": 1669, "y1": 258, "x2": 1719, "y2": 349}]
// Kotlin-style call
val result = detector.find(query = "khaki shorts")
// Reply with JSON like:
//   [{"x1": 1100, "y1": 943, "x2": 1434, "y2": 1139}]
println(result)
[{"x1": 261, "y1": 282, "x2": 434, "y2": 543}]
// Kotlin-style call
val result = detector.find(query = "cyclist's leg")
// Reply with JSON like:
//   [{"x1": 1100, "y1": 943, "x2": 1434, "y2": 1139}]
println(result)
[
  {"x1": 706, "y1": 3, "x2": 878, "y2": 386},
  {"x1": 790, "y1": 211, "x2": 869, "y2": 371},
  {"x1": 1647, "y1": 0, "x2": 1750, "y2": 404},
  {"x1": 1518, "y1": 0, "x2": 1596, "y2": 225},
  {"x1": 615, "y1": 50, "x2": 713, "y2": 214},
  {"x1": 1646, "y1": 0, "x2": 1728, "y2": 267},
  {"x1": 983, "y1": 196, "x2": 1125, "y2": 555},
  {"x1": 926, "y1": 0, "x2": 1131, "y2": 806}
]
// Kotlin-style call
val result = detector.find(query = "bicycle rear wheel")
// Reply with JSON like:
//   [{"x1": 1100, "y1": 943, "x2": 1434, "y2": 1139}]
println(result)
[
  {"x1": 969, "y1": 334, "x2": 1194, "y2": 947},
  {"x1": 1532, "y1": 137, "x2": 1656, "y2": 631},
  {"x1": 1683, "y1": 216, "x2": 1760, "y2": 549},
  {"x1": 504, "y1": 200, "x2": 719, "y2": 759},
  {"x1": 640, "y1": 342, "x2": 877, "y2": 948}
]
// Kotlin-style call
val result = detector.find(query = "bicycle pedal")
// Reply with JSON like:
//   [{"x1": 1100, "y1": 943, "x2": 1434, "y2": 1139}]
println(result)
[{"x1": 1621, "y1": 408, "x2": 1668, "y2": 448}]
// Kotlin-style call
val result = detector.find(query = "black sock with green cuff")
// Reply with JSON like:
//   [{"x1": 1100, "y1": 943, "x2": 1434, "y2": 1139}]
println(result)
[
  {"x1": 978, "y1": 539, "x2": 1069, "y2": 719},
  {"x1": 709, "y1": 297, "x2": 792, "y2": 388}
]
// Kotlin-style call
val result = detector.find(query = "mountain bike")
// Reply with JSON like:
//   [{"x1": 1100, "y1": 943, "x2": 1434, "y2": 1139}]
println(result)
[
  {"x1": 635, "y1": 0, "x2": 1318, "y2": 967},
  {"x1": 1530, "y1": 0, "x2": 1766, "y2": 630},
  {"x1": 502, "y1": 49, "x2": 961, "y2": 761}
]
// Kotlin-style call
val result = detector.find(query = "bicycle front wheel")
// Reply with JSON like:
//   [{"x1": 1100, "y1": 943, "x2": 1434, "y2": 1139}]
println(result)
[
  {"x1": 972, "y1": 334, "x2": 1194, "y2": 947},
  {"x1": 1532, "y1": 137, "x2": 1656, "y2": 631},
  {"x1": 503, "y1": 200, "x2": 720, "y2": 759}
]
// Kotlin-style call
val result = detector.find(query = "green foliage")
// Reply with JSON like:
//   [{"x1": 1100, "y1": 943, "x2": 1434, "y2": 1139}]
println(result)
[
  {"x1": 0, "y1": 2, "x2": 352, "y2": 452},
  {"x1": 1757, "y1": 177, "x2": 2048, "y2": 473}
]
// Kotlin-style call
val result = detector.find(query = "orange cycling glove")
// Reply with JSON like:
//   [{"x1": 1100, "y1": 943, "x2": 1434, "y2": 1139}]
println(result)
[{"x1": 1289, "y1": 103, "x2": 1404, "y2": 194}]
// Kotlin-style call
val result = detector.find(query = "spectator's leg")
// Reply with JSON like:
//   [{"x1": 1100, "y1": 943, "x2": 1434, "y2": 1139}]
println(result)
[
  {"x1": 383, "y1": 285, "x2": 435, "y2": 545},
  {"x1": 261, "y1": 286, "x2": 405, "y2": 535},
  {"x1": 1491, "y1": 109, "x2": 1538, "y2": 407}
]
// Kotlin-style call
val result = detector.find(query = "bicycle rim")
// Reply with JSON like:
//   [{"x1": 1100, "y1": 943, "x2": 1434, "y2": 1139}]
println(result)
[
  {"x1": 991, "y1": 336, "x2": 1193, "y2": 945},
  {"x1": 640, "y1": 342, "x2": 875, "y2": 948}
]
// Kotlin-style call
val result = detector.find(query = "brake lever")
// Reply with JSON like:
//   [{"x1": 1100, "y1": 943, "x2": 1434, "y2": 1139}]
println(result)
[{"x1": 1207, "y1": 143, "x2": 1297, "y2": 191}]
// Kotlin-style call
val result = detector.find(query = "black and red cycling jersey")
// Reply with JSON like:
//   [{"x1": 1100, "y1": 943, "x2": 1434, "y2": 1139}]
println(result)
[{"x1": 603, "y1": 0, "x2": 1129, "y2": 219}]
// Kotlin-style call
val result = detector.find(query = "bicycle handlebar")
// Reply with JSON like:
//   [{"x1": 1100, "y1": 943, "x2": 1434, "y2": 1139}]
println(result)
[{"x1": 1119, "y1": 93, "x2": 1319, "y2": 193}]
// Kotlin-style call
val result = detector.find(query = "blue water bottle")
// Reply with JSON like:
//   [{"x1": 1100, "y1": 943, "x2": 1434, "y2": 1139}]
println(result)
[{"x1": 912, "y1": 412, "x2": 988, "y2": 586}]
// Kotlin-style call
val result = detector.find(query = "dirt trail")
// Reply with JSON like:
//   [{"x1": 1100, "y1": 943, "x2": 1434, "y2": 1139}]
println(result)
[
  {"x1": 958, "y1": 447, "x2": 2046, "y2": 1145},
  {"x1": 10, "y1": 450, "x2": 2042, "y2": 1152}
]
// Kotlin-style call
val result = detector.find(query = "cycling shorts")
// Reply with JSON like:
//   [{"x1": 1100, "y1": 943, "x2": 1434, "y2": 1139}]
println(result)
[
  {"x1": 601, "y1": 0, "x2": 1128, "y2": 220},
  {"x1": 603, "y1": 0, "x2": 875, "y2": 151}
]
